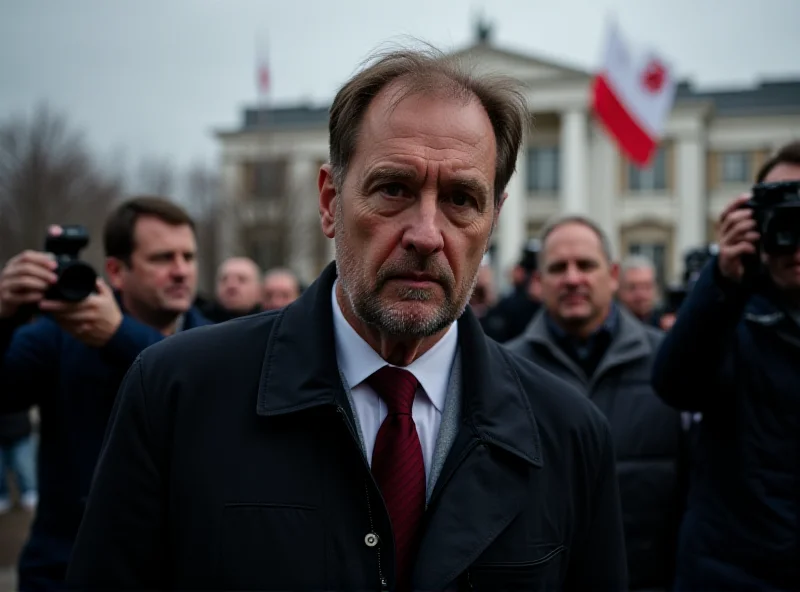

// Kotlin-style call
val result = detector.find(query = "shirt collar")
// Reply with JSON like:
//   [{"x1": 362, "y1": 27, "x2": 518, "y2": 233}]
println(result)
[{"x1": 331, "y1": 281, "x2": 457, "y2": 413}]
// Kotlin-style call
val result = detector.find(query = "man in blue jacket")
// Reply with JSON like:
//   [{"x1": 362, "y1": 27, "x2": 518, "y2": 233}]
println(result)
[
  {"x1": 0, "y1": 195, "x2": 209, "y2": 591},
  {"x1": 651, "y1": 141, "x2": 800, "y2": 590}
]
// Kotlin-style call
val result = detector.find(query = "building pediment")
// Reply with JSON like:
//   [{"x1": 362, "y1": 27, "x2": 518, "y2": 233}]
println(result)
[{"x1": 448, "y1": 42, "x2": 590, "y2": 86}]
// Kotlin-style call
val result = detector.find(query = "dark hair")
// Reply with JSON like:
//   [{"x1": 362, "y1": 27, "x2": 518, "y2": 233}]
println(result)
[
  {"x1": 328, "y1": 44, "x2": 529, "y2": 206},
  {"x1": 756, "y1": 140, "x2": 800, "y2": 183},
  {"x1": 538, "y1": 214, "x2": 614, "y2": 268},
  {"x1": 103, "y1": 195, "x2": 195, "y2": 264}
]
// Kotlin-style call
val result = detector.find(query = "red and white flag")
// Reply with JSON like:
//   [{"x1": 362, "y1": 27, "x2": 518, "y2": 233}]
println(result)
[
  {"x1": 258, "y1": 59, "x2": 270, "y2": 96},
  {"x1": 256, "y1": 32, "x2": 271, "y2": 100},
  {"x1": 591, "y1": 21, "x2": 677, "y2": 167}
]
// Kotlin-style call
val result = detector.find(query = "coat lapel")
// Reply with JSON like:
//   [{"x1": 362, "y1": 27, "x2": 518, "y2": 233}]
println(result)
[
  {"x1": 413, "y1": 311, "x2": 543, "y2": 591},
  {"x1": 256, "y1": 262, "x2": 344, "y2": 417}
]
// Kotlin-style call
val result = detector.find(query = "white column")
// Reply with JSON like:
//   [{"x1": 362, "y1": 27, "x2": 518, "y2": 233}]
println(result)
[
  {"x1": 216, "y1": 159, "x2": 242, "y2": 261},
  {"x1": 285, "y1": 156, "x2": 319, "y2": 285},
  {"x1": 590, "y1": 124, "x2": 620, "y2": 259},
  {"x1": 674, "y1": 137, "x2": 707, "y2": 281},
  {"x1": 559, "y1": 109, "x2": 590, "y2": 215},
  {"x1": 494, "y1": 147, "x2": 527, "y2": 294}
]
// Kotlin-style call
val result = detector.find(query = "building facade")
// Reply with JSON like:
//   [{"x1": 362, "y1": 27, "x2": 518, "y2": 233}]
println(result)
[{"x1": 214, "y1": 36, "x2": 800, "y2": 290}]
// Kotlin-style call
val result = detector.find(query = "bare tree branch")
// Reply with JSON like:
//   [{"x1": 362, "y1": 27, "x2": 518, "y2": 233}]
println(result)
[
  {"x1": 0, "y1": 104, "x2": 121, "y2": 267},
  {"x1": 136, "y1": 157, "x2": 175, "y2": 197}
]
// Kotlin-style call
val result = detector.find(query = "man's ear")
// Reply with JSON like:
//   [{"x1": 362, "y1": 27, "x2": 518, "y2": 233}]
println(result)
[
  {"x1": 105, "y1": 257, "x2": 125, "y2": 292},
  {"x1": 529, "y1": 270, "x2": 543, "y2": 301},
  {"x1": 319, "y1": 164, "x2": 338, "y2": 239},
  {"x1": 609, "y1": 261, "x2": 620, "y2": 294}
]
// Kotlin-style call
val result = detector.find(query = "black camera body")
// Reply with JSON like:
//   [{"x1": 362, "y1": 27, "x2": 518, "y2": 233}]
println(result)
[
  {"x1": 663, "y1": 244, "x2": 718, "y2": 315},
  {"x1": 682, "y1": 244, "x2": 718, "y2": 289},
  {"x1": 663, "y1": 285, "x2": 687, "y2": 315},
  {"x1": 747, "y1": 181, "x2": 800, "y2": 256},
  {"x1": 44, "y1": 225, "x2": 98, "y2": 302}
]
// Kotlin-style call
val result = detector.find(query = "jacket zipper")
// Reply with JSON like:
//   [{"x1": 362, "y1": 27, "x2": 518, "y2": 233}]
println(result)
[
  {"x1": 336, "y1": 405, "x2": 388, "y2": 591},
  {"x1": 364, "y1": 480, "x2": 388, "y2": 591}
]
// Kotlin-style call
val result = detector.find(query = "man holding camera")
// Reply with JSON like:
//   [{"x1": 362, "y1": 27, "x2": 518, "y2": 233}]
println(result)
[
  {"x1": 0, "y1": 196, "x2": 209, "y2": 591},
  {"x1": 652, "y1": 140, "x2": 800, "y2": 590}
]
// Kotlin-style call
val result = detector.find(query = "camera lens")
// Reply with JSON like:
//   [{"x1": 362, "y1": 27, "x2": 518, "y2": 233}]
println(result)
[{"x1": 56, "y1": 262, "x2": 97, "y2": 302}]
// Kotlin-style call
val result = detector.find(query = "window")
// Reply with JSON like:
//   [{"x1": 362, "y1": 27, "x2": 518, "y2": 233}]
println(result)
[
  {"x1": 526, "y1": 147, "x2": 560, "y2": 192},
  {"x1": 246, "y1": 225, "x2": 286, "y2": 271},
  {"x1": 629, "y1": 242, "x2": 667, "y2": 289},
  {"x1": 246, "y1": 159, "x2": 287, "y2": 200},
  {"x1": 628, "y1": 148, "x2": 667, "y2": 192},
  {"x1": 720, "y1": 151, "x2": 750, "y2": 184}
]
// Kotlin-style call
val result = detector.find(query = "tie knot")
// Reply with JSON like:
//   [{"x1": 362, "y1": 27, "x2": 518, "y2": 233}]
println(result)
[{"x1": 366, "y1": 366, "x2": 419, "y2": 415}]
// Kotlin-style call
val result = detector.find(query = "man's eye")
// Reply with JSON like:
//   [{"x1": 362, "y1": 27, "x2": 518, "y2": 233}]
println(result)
[
  {"x1": 381, "y1": 183, "x2": 408, "y2": 197},
  {"x1": 451, "y1": 193, "x2": 471, "y2": 207}
]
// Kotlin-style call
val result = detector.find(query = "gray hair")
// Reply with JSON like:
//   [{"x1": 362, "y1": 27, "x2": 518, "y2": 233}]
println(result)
[
  {"x1": 619, "y1": 255, "x2": 656, "y2": 277},
  {"x1": 538, "y1": 214, "x2": 614, "y2": 267}
]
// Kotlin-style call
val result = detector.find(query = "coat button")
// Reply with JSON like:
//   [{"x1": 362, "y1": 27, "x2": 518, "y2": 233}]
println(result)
[{"x1": 364, "y1": 532, "x2": 380, "y2": 547}]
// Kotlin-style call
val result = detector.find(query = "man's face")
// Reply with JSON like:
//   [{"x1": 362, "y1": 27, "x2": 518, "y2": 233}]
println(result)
[
  {"x1": 618, "y1": 266, "x2": 657, "y2": 319},
  {"x1": 321, "y1": 85, "x2": 501, "y2": 338},
  {"x1": 109, "y1": 216, "x2": 197, "y2": 316},
  {"x1": 262, "y1": 273, "x2": 299, "y2": 310},
  {"x1": 536, "y1": 222, "x2": 618, "y2": 335},
  {"x1": 216, "y1": 258, "x2": 261, "y2": 313},
  {"x1": 762, "y1": 162, "x2": 800, "y2": 294}
]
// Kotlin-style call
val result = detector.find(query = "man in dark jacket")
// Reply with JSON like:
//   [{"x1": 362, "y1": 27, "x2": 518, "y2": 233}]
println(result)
[
  {"x1": 507, "y1": 214, "x2": 684, "y2": 591},
  {"x1": 651, "y1": 141, "x2": 800, "y2": 590},
  {"x1": 0, "y1": 196, "x2": 209, "y2": 591},
  {"x1": 67, "y1": 46, "x2": 627, "y2": 591}
]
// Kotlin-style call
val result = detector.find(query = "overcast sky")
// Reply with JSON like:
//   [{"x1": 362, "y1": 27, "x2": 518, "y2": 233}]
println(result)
[{"x1": 2, "y1": 0, "x2": 799, "y2": 178}]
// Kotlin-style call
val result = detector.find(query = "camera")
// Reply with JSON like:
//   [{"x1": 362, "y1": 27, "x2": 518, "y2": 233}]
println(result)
[
  {"x1": 746, "y1": 180, "x2": 800, "y2": 256},
  {"x1": 43, "y1": 225, "x2": 98, "y2": 302},
  {"x1": 662, "y1": 245, "x2": 718, "y2": 315},
  {"x1": 682, "y1": 244, "x2": 718, "y2": 289},
  {"x1": 519, "y1": 239, "x2": 541, "y2": 273}
]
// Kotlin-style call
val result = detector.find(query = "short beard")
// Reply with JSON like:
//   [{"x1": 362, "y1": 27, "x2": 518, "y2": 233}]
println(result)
[{"x1": 334, "y1": 202, "x2": 476, "y2": 338}]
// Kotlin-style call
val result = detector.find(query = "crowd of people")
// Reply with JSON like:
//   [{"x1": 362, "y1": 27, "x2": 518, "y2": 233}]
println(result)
[{"x1": 0, "y1": 44, "x2": 798, "y2": 591}]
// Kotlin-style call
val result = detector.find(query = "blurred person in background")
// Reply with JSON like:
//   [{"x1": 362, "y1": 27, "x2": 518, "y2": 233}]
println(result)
[
  {"x1": 67, "y1": 46, "x2": 626, "y2": 591},
  {"x1": 507, "y1": 214, "x2": 684, "y2": 591},
  {"x1": 0, "y1": 196, "x2": 209, "y2": 591},
  {"x1": 0, "y1": 409, "x2": 37, "y2": 514},
  {"x1": 199, "y1": 256, "x2": 263, "y2": 323},
  {"x1": 480, "y1": 239, "x2": 541, "y2": 342},
  {"x1": 617, "y1": 255, "x2": 661, "y2": 327},
  {"x1": 468, "y1": 255, "x2": 496, "y2": 318},
  {"x1": 652, "y1": 140, "x2": 800, "y2": 590},
  {"x1": 262, "y1": 267, "x2": 300, "y2": 310}
]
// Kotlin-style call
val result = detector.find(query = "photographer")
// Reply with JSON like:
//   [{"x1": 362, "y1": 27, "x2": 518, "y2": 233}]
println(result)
[
  {"x1": 0, "y1": 196, "x2": 209, "y2": 591},
  {"x1": 651, "y1": 140, "x2": 800, "y2": 590}
]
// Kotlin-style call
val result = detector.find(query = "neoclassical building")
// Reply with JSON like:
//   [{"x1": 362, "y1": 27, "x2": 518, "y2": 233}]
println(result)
[{"x1": 214, "y1": 30, "x2": 800, "y2": 290}]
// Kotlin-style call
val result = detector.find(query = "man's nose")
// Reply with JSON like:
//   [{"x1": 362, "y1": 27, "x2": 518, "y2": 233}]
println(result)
[
  {"x1": 400, "y1": 194, "x2": 444, "y2": 256},
  {"x1": 563, "y1": 265, "x2": 583, "y2": 285},
  {"x1": 171, "y1": 257, "x2": 190, "y2": 278}
]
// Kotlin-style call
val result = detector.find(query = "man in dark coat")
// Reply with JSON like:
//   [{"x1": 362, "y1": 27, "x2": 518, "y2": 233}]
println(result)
[
  {"x1": 67, "y1": 46, "x2": 627, "y2": 591},
  {"x1": 507, "y1": 215, "x2": 684, "y2": 591},
  {"x1": 651, "y1": 141, "x2": 800, "y2": 590},
  {"x1": 0, "y1": 196, "x2": 210, "y2": 591}
]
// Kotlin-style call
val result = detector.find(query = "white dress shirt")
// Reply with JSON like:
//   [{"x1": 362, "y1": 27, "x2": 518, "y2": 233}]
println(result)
[{"x1": 331, "y1": 282, "x2": 458, "y2": 482}]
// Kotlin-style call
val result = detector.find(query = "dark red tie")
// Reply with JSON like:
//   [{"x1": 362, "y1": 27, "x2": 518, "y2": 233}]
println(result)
[{"x1": 367, "y1": 366, "x2": 425, "y2": 592}]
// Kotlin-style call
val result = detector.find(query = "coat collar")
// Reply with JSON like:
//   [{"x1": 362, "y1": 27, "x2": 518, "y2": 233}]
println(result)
[
  {"x1": 256, "y1": 261, "x2": 541, "y2": 467},
  {"x1": 113, "y1": 290, "x2": 210, "y2": 330},
  {"x1": 521, "y1": 304, "x2": 655, "y2": 383}
]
